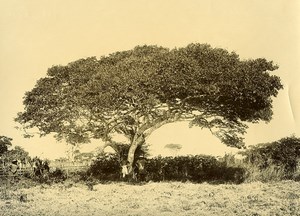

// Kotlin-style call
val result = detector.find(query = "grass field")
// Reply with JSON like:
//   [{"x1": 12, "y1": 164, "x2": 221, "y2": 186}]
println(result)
[{"x1": 1, "y1": 180, "x2": 299, "y2": 216}]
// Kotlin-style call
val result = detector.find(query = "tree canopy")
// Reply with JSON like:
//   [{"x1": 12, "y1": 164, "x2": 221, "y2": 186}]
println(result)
[
  {"x1": 0, "y1": 135, "x2": 13, "y2": 156},
  {"x1": 16, "y1": 43, "x2": 283, "y2": 167}
]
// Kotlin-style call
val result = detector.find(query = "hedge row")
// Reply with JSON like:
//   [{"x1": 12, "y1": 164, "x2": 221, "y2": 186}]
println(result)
[{"x1": 87, "y1": 154, "x2": 246, "y2": 183}]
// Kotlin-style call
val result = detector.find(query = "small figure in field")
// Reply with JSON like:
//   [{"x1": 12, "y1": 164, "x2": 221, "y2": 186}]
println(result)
[
  {"x1": 135, "y1": 158, "x2": 146, "y2": 182},
  {"x1": 42, "y1": 160, "x2": 50, "y2": 173},
  {"x1": 9, "y1": 160, "x2": 19, "y2": 174},
  {"x1": 121, "y1": 160, "x2": 129, "y2": 178}
]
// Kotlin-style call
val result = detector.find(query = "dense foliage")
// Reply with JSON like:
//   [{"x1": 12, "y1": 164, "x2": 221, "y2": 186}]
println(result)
[
  {"x1": 0, "y1": 136, "x2": 12, "y2": 156},
  {"x1": 16, "y1": 43, "x2": 283, "y2": 168},
  {"x1": 2, "y1": 146, "x2": 30, "y2": 163},
  {"x1": 87, "y1": 153, "x2": 120, "y2": 181},
  {"x1": 107, "y1": 142, "x2": 149, "y2": 161},
  {"x1": 240, "y1": 136, "x2": 300, "y2": 179},
  {"x1": 145, "y1": 155, "x2": 245, "y2": 183},
  {"x1": 87, "y1": 154, "x2": 246, "y2": 183}
]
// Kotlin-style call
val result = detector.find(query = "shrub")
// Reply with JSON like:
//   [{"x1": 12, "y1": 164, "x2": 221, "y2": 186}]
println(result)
[
  {"x1": 85, "y1": 153, "x2": 245, "y2": 183},
  {"x1": 48, "y1": 168, "x2": 67, "y2": 183},
  {"x1": 143, "y1": 155, "x2": 245, "y2": 183},
  {"x1": 239, "y1": 136, "x2": 300, "y2": 181},
  {"x1": 87, "y1": 153, "x2": 121, "y2": 181}
]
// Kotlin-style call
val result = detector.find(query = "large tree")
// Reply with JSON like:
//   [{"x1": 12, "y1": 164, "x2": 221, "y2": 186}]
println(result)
[{"x1": 16, "y1": 43, "x2": 283, "y2": 172}]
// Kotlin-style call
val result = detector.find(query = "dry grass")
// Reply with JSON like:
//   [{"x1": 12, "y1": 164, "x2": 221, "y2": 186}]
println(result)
[{"x1": 1, "y1": 180, "x2": 299, "y2": 216}]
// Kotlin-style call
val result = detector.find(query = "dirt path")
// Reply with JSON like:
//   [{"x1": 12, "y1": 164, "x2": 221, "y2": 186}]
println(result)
[{"x1": 1, "y1": 181, "x2": 299, "y2": 216}]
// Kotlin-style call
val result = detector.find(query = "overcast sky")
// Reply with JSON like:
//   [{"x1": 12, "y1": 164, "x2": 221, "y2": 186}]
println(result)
[{"x1": 0, "y1": 0, "x2": 299, "y2": 159}]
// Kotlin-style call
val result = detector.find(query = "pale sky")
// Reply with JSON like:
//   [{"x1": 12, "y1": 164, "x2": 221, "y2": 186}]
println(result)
[{"x1": 0, "y1": 0, "x2": 299, "y2": 159}]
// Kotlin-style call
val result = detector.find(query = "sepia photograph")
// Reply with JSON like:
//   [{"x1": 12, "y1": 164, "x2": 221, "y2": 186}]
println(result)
[{"x1": 1, "y1": 0, "x2": 299, "y2": 215}]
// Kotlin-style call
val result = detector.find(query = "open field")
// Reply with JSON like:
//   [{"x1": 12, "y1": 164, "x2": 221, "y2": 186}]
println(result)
[{"x1": 1, "y1": 180, "x2": 299, "y2": 216}]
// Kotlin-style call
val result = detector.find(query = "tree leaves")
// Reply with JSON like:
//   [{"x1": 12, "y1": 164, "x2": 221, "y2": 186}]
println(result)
[
  {"x1": 16, "y1": 43, "x2": 283, "y2": 148},
  {"x1": 0, "y1": 135, "x2": 13, "y2": 155}
]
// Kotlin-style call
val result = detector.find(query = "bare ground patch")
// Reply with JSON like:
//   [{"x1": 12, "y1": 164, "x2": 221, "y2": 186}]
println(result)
[{"x1": 1, "y1": 181, "x2": 299, "y2": 216}]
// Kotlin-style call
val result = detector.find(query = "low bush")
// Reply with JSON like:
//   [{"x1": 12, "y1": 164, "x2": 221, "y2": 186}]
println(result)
[
  {"x1": 87, "y1": 153, "x2": 120, "y2": 181},
  {"x1": 239, "y1": 136, "x2": 300, "y2": 181},
  {"x1": 145, "y1": 155, "x2": 246, "y2": 183},
  {"x1": 48, "y1": 168, "x2": 67, "y2": 183}
]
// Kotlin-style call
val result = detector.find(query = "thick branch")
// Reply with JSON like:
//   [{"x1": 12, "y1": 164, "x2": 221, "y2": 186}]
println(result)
[{"x1": 142, "y1": 112, "x2": 196, "y2": 139}]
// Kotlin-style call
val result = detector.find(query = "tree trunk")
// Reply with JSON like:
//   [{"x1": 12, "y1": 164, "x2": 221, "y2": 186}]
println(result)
[{"x1": 127, "y1": 134, "x2": 144, "y2": 179}]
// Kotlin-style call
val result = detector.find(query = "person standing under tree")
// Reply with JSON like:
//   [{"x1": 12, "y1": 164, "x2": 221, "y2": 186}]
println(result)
[{"x1": 121, "y1": 160, "x2": 129, "y2": 178}]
